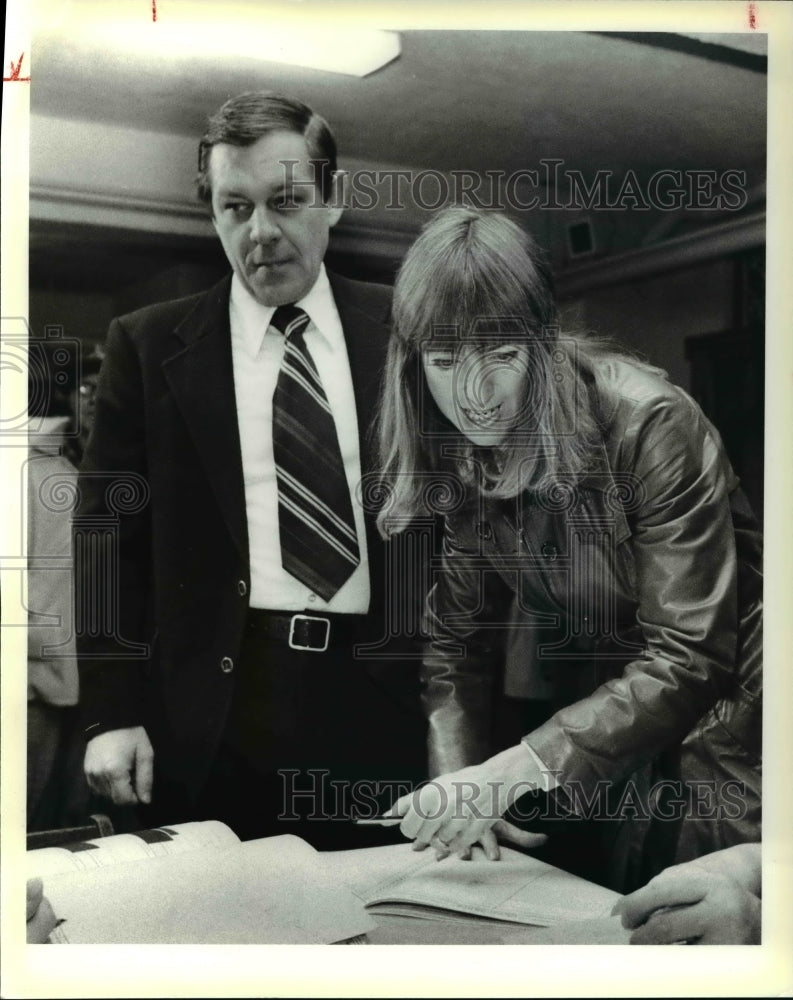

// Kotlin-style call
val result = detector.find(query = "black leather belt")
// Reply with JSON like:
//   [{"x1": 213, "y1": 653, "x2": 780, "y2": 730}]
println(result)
[{"x1": 246, "y1": 609, "x2": 363, "y2": 652}]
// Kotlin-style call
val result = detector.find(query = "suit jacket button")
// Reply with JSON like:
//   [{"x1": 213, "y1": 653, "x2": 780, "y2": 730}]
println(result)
[
  {"x1": 237, "y1": 580, "x2": 247, "y2": 597},
  {"x1": 220, "y1": 656, "x2": 234, "y2": 673}
]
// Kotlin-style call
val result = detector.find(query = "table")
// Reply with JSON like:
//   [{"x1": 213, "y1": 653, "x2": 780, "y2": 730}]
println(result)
[{"x1": 366, "y1": 914, "x2": 630, "y2": 944}]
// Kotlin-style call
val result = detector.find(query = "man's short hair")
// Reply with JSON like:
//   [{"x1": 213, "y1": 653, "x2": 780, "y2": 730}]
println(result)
[{"x1": 196, "y1": 91, "x2": 338, "y2": 206}]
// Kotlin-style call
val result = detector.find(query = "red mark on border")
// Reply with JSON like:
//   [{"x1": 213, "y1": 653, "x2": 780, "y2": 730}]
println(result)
[
  {"x1": 152, "y1": 0, "x2": 157, "y2": 21},
  {"x1": 3, "y1": 52, "x2": 31, "y2": 82},
  {"x1": 748, "y1": 2, "x2": 757, "y2": 29}
]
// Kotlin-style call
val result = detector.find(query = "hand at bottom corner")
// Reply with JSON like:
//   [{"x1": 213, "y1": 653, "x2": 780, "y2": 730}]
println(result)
[
  {"x1": 612, "y1": 859, "x2": 761, "y2": 945},
  {"x1": 27, "y1": 878, "x2": 58, "y2": 943}
]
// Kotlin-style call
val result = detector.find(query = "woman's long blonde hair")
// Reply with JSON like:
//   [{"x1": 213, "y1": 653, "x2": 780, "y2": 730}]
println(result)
[{"x1": 376, "y1": 208, "x2": 620, "y2": 537}]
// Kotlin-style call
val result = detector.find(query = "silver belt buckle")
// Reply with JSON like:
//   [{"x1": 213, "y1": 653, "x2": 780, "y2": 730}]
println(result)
[{"x1": 288, "y1": 614, "x2": 330, "y2": 652}]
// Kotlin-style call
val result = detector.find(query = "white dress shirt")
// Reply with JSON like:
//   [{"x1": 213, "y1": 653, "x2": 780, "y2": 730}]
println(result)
[{"x1": 229, "y1": 267, "x2": 370, "y2": 613}]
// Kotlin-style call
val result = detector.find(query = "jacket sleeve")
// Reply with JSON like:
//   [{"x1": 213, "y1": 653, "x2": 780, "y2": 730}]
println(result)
[
  {"x1": 421, "y1": 520, "x2": 511, "y2": 776},
  {"x1": 75, "y1": 317, "x2": 152, "y2": 738},
  {"x1": 526, "y1": 388, "x2": 746, "y2": 798}
]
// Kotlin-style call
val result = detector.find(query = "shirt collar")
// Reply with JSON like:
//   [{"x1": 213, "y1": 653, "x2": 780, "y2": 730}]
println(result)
[{"x1": 230, "y1": 265, "x2": 339, "y2": 359}]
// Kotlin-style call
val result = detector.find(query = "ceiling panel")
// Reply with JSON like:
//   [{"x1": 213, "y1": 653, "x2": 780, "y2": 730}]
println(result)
[{"x1": 31, "y1": 12, "x2": 767, "y2": 185}]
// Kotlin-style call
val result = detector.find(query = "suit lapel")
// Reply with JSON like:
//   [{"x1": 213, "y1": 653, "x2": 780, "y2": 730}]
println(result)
[
  {"x1": 161, "y1": 275, "x2": 249, "y2": 559},
  {"x1": 328, "y1": 270, "x2": 391, "y2": 475},
  {"x1": 158, "y1": 271, "x2": 389, "y2": 566}
]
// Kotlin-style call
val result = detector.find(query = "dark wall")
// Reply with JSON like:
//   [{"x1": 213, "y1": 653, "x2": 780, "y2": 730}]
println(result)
[{"x1": 30, "y1": 220, "x2": 764, "y2": 520}]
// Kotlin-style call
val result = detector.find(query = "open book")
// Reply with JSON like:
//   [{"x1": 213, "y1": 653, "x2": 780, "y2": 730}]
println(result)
[
  {"x1": 27, "y1": 821, "x2": 375, "y2": 944},
  {"x1": 28, "y1": 821, "x2": 621, "y2": 943},
  {"x1": 323, "y1": 841, "x2": 621, "y2": 926}
]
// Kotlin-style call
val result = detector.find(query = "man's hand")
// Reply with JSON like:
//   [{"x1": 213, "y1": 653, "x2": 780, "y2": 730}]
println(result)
[
  {"x1": 684, "y1": 842, "x2": 762, "y2": 897},
  {"x1": 613, "y1": 850, "x2": 762, "y2": 944},
  {"x1": 84, "y1": 726, "x2": 154, "y2": 805},
  {"x1": 386, "y1": 744, "x2": 546, "y2": 860}
]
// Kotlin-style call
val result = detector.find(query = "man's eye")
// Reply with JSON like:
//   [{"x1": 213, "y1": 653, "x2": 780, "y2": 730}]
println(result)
[
  {"x1": 274, "y1": 195, "x2": 305, "y2": 211},
  {"x1": 226, "y1": 203, "x2": 251, "y2": 218}
]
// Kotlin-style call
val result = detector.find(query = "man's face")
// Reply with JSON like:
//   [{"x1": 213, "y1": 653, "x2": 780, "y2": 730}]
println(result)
[{"x1": 209, "y1": 131, "x2": 342, "y2": 307}]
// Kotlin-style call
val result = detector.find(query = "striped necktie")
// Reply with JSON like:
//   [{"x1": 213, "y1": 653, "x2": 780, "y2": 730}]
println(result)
[{"x1": 271, "y1": 304, "x2": 360, "y2": 601}]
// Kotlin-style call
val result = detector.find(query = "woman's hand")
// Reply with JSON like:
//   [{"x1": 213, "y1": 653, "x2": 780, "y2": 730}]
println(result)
[
  {"x1": 410, "y1": 818, "x2": 547, "y2": 860},
  {"x1": 386, "y1": 744, "x2": 547, "y2": 860}
]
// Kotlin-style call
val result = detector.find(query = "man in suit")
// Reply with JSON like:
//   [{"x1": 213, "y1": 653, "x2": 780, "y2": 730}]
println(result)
[{"x1": 76, "y1": 92, "x2": 425, "y2": 846}]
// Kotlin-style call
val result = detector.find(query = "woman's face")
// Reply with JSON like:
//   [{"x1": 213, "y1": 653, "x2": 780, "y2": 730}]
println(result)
[{"x1": 421, "y1": 342, "x2": 531, "y2": 446}]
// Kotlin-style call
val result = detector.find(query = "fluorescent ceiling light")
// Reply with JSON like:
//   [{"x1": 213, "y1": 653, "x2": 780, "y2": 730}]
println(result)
[
  {"x1": 224, "y1": 27, "x2": 401, "y2": 77},
  {"x1": 51, "y1": 2, "x2": 401, "y2": 77}
]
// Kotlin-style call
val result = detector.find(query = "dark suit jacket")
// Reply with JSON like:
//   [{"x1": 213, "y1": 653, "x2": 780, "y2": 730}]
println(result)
[{"x1": 76, "y1": 271, "x2": 418, "y2": 801}]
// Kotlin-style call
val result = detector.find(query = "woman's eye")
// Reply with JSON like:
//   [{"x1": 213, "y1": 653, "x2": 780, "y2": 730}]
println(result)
[
  {"x1": 490, "y1": 350, "x2": 519, "y2": 364},
  {"x1": 427, "y1": 356, "x2": 455, "y2": 370}
]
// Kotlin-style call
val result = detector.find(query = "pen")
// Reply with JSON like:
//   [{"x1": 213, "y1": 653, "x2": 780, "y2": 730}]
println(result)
[{"x1": 352, "y1": 817, "x2": 402, "y2": 826}]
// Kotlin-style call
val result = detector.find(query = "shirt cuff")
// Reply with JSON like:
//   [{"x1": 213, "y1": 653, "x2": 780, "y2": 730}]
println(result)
[{"x1": 521, "y1": 739, "x2": 562, "y2": 792}]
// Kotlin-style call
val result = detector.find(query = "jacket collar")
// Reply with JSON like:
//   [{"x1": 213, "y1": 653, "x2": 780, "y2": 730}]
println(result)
[{"x1": 327, "y1": 269, "x2": 391, "y2": 472}]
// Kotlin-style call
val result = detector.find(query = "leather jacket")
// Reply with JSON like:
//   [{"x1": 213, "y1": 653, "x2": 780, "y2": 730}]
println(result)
[{"x1": 422, "y1": 357, "x2": 762, "y2": 877}]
